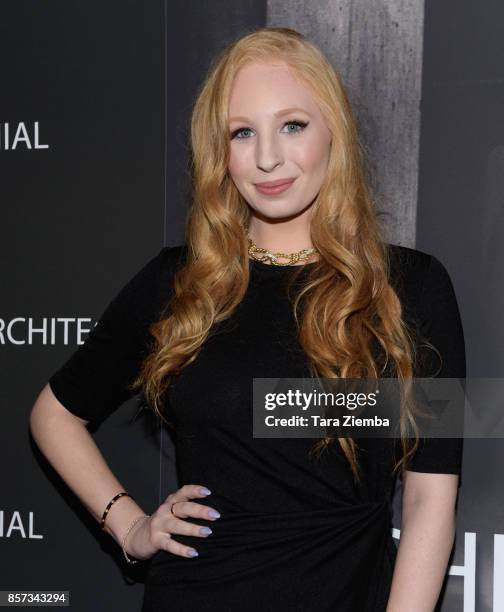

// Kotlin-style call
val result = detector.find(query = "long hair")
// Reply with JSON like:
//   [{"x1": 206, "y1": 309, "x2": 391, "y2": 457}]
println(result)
[{"x1": 130, "y1": 26, "x2": 428, "y2": 483}]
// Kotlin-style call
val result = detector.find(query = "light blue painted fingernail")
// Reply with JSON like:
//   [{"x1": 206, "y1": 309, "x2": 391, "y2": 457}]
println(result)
[
  {"x1": 208, "y1": 510, "x2": 221, "y2": 519},
  {"x1": 200, "y1": 527, "x2": 212, "y2": 536},
  {"x1": 199, "y1": 487, "x2": 211, "y2": 496},
  {"x1": 187, "y1": 548, "x2": 199, "y2": 557}
]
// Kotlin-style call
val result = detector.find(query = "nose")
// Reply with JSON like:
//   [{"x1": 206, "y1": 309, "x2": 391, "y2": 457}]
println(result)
[{"x1": 256, "y1": 133, "x2": 283, "y2": 173}]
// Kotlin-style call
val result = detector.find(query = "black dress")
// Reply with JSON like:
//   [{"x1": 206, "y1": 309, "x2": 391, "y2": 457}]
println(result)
[{"x1": 48, "y1": 243, "x2": 465, "y2": 611}]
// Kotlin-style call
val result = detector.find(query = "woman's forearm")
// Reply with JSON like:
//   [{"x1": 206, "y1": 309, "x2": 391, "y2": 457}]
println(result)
[
  {"x1": 386, "y1": 500, "x2": 456, "y2": 612},
  {"x1": 29, "y1": 383, "x2": 146, "y2": 546}
]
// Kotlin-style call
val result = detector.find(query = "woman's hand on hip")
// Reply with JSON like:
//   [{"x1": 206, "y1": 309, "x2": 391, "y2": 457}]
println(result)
[{"x1": 124, "y1": 484, "x2": 220, "y2": 560}]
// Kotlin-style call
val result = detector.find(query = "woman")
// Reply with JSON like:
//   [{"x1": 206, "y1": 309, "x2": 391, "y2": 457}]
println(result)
[{"x1": 30, "y1": 27, "x2": 465, "y2": 611}]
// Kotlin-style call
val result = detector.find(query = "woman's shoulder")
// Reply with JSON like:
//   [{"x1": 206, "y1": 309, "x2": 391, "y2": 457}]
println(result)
[
  {"x1": 149, "y1": 244, "x2": 189, "y2": 287},
  {"x1": 385, "y1": 243, "x2": 459, "y2": 326},
  {"x1": 158, "y1": 243, "x2": 189, "y2": 268},
  {"x1": 385, "y1": 242, "x2": 448, "y2": 295},
  {"x1": 386, "y1": 242, "x2": 433, "y2": 276},
  {"x1": 387, "y1": 243, "x2": 451, "y2": 299},
  {"x1": 94, "y1": 245, "x2": 189, "y2": 333}
]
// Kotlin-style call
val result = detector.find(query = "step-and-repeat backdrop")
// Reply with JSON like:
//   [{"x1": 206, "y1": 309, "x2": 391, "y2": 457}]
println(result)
[{"x1": 1, "y1": 2, "x2": 502, "y2": 610}]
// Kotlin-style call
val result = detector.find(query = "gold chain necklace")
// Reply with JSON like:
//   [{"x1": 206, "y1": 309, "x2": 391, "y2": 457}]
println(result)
[{"x1": 247, "y1": 236, "x2": 319, "y2": 266}]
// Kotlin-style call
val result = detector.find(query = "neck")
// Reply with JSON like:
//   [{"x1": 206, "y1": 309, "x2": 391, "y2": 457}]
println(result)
[
  {"x1": 247, "y1": 219, "x2": 320, "y2": 266},
  {"x1": 247, "y1": 217, "x2": 314, "y2": 255}
]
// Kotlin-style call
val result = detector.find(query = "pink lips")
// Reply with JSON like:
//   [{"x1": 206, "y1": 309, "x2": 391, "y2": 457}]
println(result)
[{"x1": 254, "y1": 178, "x2": 296, "y2": 195}]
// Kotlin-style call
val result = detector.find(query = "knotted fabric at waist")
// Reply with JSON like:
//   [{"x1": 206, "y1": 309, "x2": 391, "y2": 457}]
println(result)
[{"x1": 148, "y1": 498, "x2": 392, "y2": 588}]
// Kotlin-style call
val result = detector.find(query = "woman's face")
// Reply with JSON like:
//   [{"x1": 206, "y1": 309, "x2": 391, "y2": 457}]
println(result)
[{"x1": 227, "y1": 60, "x2": 332, "y2": 221}]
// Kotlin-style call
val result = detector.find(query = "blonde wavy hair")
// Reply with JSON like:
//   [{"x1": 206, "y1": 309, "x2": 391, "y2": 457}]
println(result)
[{"x1": 131, "y1": 26, "x2": 429, "y2": 483}]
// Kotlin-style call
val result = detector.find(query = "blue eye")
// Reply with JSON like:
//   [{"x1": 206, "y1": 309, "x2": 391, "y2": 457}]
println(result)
[
  {"x1": 283, "y1": 121, "x2": 308, "y2": 135},
  {"x1": 230, "y1": 120, "x2": 308, "y2": 140},
  {"x1": 232, "y1": 127, "x2": 253, "y2": 140}
]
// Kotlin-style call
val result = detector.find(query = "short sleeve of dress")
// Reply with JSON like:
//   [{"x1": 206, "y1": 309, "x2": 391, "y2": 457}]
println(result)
[
  {"x1": 48, "y1": 246, "x2": 184, "y2": 425},
  {"x1": 405, "y1": 254, "x2": 466, "y2": 481}
]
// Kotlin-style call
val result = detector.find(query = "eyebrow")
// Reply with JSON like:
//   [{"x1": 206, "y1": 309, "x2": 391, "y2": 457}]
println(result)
[{"x1": 228, "y1": 107, "x2": 311, "y2": 123}]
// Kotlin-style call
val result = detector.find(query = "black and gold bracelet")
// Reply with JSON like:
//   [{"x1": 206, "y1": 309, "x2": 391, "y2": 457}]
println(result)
[{"x1": 100, "y1": 491, "x2": 132, "y2": 530}]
